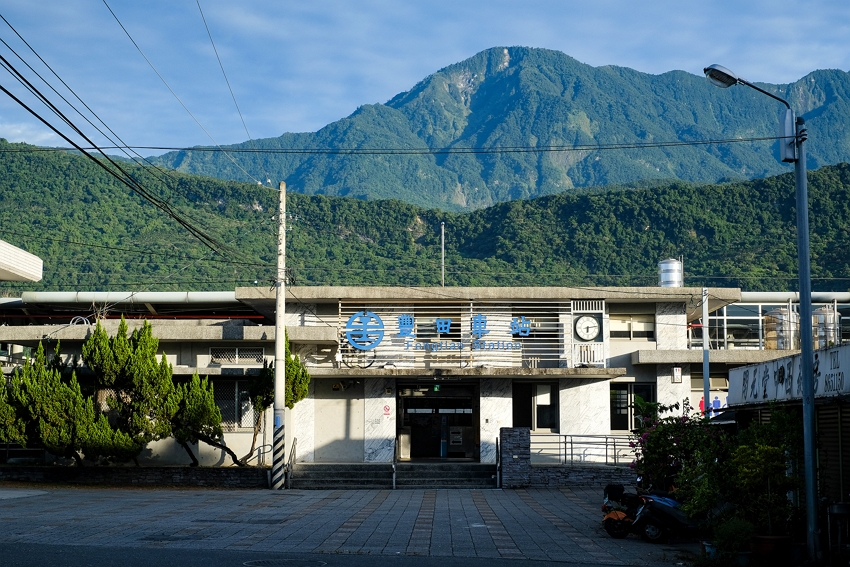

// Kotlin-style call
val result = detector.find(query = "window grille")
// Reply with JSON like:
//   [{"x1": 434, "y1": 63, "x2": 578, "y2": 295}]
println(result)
[
  {"x1": 212, "y1": 379, "x2": 259, "y2": 432},
  {"x1": 572, "y1": 300, "x2": 604, "y2": 313},
  {"x1": 210, "y1": 347, "x2": 264, "y2": 365},
  {"x1": 94, "y1": 383, "x2": 259, "y2": 433}
]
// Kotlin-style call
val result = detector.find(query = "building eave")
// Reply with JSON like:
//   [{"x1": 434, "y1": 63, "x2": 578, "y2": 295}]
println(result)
[
  {"x1": 631, "y1": 349, "x2": 797, "y2": 365},
  {"x1": 307, "y1": 367, "x2": 625, "y2": 380}
]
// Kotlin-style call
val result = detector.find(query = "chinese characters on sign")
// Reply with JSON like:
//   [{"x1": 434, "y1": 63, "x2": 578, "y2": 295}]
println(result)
[{"x1": 344, "y1": 311, "x2": 532, "y2": 351}]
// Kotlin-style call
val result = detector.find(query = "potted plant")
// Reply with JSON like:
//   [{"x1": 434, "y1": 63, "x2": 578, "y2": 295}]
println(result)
[
  {"x1": 712, "y1": 517, "x2": 754, "y2": 565},
  {"x1": 730, "y1": 442, "x2": 794, "y2": 559}
]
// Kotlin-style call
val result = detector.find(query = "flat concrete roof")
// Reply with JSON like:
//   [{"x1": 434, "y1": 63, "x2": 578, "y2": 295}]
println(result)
[
  {"x1": 0, "y1": 239, "x2": 42, "y2": 282},
  {"x1": 631, "y1": 349, "x2": 795, "y2": 365},
  {"x1": 237, "y1": 285, "x2": 740, "y2": 321},
  {"x1": 307, "y1": 366, "x2": 626, "y2": 380}
]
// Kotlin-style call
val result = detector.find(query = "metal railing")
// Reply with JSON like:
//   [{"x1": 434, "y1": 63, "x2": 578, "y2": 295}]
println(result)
[
  {"x1": 529, "y1": 433, "x2": 635, "y2": 466},
  {"x1": 283, "y1": 437, "x2": 297, "y2": 489},
  {"x1": 495, "y1": 436, "x2": 501, "y2": 488},
  {"x1": 242, "y1": 443, "x2": 272, "y2": 466}
]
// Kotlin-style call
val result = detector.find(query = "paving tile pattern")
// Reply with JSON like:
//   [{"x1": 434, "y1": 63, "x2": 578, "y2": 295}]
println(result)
[{"x1": 0, "y1": 484, "x2": 693, "y2": 565}]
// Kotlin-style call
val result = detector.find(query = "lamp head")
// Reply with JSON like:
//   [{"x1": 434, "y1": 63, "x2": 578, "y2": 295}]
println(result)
[{"x1": 704, "y1": 64, "x2": 739, "y2": 88}]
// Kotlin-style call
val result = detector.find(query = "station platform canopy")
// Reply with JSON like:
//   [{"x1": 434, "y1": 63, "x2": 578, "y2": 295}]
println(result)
[{"x1": 0, "y1": 239, "x2": 43, "y2": 282}]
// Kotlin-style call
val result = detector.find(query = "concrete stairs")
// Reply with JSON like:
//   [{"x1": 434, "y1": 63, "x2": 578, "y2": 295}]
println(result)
[{"x1": 290, "y1": 462, "x2": 497, "y2": 490}]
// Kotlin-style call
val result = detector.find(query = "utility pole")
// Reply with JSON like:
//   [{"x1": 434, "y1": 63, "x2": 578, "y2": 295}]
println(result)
[
  {"x1": 441, "y1": 222, "x2": 445, "y2": 287},
  {"x1": 702, "y1": 287, "x2": 710, "y2": 416},
  {"x1": 271, "y1": 181, "x2": 287, "y2": 489}
]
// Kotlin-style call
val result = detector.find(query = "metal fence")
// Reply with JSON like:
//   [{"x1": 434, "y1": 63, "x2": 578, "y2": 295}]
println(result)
[{"x1": 529, "y1": 433, "x2": 635, "y2": 465}]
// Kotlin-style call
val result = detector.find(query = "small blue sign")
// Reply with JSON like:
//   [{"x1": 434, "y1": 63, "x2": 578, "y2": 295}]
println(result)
[{"x1": 345, "y1": 311, "x2": 385, "y2": 350}]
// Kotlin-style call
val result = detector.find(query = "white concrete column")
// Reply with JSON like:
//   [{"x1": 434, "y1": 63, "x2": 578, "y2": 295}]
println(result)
[
  {"x1": 559, "y1": 378, "x2": 610, "y2": 435},
  {"x1": 291, "y1": 380, "x2": 315, "y2": 462},
  {"x1": 480, "y1": 378, "x2": 512, "y2": 463},
  {"x1": 655, "y1": 302, "x2": 691, "y2": 412},
  {"x1": 364, "y1": 377, "x2": 396, "y2": 462}
]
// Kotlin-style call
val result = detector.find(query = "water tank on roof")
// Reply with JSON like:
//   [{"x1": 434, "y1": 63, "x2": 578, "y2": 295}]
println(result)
[
  {"x1": 764, "y1": 308, "x2": 798, "y2": 350},
  {"x1": 814, "y1": 306, "x2": 838, "y2": 350},
  {"x1": 658, "y1": 258, "x2": 683, "y2": 287}
]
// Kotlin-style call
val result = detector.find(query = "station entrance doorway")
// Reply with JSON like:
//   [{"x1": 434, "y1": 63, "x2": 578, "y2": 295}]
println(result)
[{"x1": 397, "y1": 382, "x2": 479, "y2": 460}]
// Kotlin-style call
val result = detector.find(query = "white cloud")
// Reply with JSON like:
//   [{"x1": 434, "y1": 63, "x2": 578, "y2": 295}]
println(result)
[
  {"x1": 0, "y1": 120, "x2": 62, "y2": 145},
  {"x1": 0, "y1": 0, "x2": 847, "y2": 148}
]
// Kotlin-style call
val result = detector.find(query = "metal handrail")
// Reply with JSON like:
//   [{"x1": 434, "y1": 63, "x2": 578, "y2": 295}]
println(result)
[
  {"x1": 242, "y1": 443, "x2": 272, "y2": 465},
  {"x1": 392, "y1": 436, "x2": 398, "y2": 490},
  {"x1": 529, "y1": 433, "x2": 635, "y2": 466},
  {"x1": 495, "y1": 436, "x2": 501, "y2": 488},
  {"x1": 283, "y1": 437, "x2": 297, "y2": 489}
]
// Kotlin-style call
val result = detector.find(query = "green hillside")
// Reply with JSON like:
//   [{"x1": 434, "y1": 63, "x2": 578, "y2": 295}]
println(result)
[
  {"x1": 3, "y1": 139, "x2": 850, "y2": 294},
  {"x1": 152, "y1": 47, "x2": 850, "y2": 211}
]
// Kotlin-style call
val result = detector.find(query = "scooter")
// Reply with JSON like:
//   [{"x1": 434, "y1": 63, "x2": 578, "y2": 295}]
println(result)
[
  {"x1": 631, "y1": 492, "x2": 701, "y2": 543},
  {"x1": 601, "y1": 484, "x2": 643, "y2": 539}
]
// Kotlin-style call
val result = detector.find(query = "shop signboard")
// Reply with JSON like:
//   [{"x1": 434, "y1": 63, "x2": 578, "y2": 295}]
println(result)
[
  {"x1": 343, "y1": 310, "x2": 532, "y2": 351},
  {"x1": 728, "y1": 344, "x2": 850, "y2": 406}
]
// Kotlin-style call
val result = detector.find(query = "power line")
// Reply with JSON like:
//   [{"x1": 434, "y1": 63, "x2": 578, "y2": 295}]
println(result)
[
  {"x1": 0, "y1": 134, "x2": 793, "y2": 156},
  {"x1": 0, "y1": 14, "x2": 188, "y2": 193},
  {"x1": 0, "y1": 68, "x2": 228, "y2": 254},
  {"x1": 0, "y1": 228, "x2": 273, "y2": 267},
  {"x1": 195, "y1": 0, "x2": 270, "y2": 187},
  {"x1": 101, "y1": 0, "x2": 263, "y2": 186}
]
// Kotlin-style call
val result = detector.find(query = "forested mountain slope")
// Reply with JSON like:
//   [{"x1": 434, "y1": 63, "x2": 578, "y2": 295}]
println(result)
[
  {"x1": 152, "y1": 47, "x2": 850, "y2": 211},
  {"x1": 3, "y1": 139, "x2": 850, "y2": 294}
]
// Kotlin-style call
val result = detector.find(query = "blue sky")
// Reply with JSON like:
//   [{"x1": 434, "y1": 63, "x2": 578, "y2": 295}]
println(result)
[{"x1": 0, "y1": 0, "x2": 848, "y2": 154}]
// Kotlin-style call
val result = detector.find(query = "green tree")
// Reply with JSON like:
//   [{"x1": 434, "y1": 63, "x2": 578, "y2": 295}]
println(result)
[
  {"x1": 81, "y1": 317, "x2": 178, "y2": 462},
  {"x1": 243, "y1": 359, "x2": 273, "y2": 463},
  {"x1": 630, "y1": 399, "x2": 726, "y2": 494},
  {"x1": 6, "y1": 342, "x2": 135, "y2": 465},
  {"x1": 241, "y1": 331, "x2": 311, "y2": 463},
  {"x1": 171, "y1": 373, "x2": 243, "y2": 466},
  {"x1": 285, "y1": 331, "x2": 311, "y2": 409}
]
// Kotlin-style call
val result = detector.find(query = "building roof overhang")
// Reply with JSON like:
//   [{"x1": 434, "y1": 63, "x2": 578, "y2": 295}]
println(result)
[
  {"x1": 236, "y1": 285, "x2": 740, "y2": 321},
  {"x1": 631, "y1": 349, "x2": 796, "y2": 366},
  {"x1": 0, "y1": 240, "x2": 42, "y2": 282},
  {"x1": 307, "y1": 366, "x2": 625, "y2": 380}
]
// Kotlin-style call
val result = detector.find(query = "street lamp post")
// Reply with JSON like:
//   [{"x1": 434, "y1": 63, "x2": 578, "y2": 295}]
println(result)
[{"x1": 704, "y1": 64, "x2": 817, "y2": 561}]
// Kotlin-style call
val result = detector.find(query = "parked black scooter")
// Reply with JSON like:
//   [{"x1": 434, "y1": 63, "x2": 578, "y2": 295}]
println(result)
[
  {"x1": 601, "y1": 484, "x2": 643, "y2": 539},
  {"x1": 631, "y1": 492, "x2": 701, "y2": 543}
]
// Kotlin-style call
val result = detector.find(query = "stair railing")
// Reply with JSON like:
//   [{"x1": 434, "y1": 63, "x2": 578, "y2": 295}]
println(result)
[
  {"x1": 283, "y1": 437, "x2": 297, "y2": 489},
  {"x1": 495, "y1": 436, "x2": 501, "y2": 488},
  {"x1": 392, "y1": 437, "x2": 398, "y2": 490}
]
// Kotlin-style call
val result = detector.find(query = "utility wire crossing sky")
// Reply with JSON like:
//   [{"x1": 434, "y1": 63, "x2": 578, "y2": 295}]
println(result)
[{"x1": 0, "y1": 0, "x2": 848, "y2": 154}]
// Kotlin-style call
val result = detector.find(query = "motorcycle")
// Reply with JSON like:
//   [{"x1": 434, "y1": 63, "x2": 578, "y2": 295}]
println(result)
[
  {"x1": 601, "y1": 484, "x2": 643, "y2": 539},
  {"x1": 631, "y1": 492, "x2": 701, "y2": 543}
]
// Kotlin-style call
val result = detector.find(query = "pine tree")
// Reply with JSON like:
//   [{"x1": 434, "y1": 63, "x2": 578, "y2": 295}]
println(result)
[
  {"x1": 241, "y1": 332, "x2": 311, "y2": 462},
  {"x1": 285, "y1": 331, "x2": 310, "y2": 409},
  {"x1": 81, "y1": 317, "x2": 178, "y2": 462},
  {"x1": 171, "y1": 373, "x2": 243, "y2": 466},
  {"x1": 8, "y1": 343, "x2": 84, "y2": 464}
]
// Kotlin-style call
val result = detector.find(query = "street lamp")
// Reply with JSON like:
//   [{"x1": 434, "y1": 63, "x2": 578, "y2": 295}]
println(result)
[{"x1": 704, "y1": 64, "x2": 817, "y2": 561}]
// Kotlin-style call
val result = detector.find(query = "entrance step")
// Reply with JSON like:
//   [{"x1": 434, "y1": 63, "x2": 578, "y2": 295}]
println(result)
[
  {"x1": 395, "y1": 463, "x2": 497, "y2": 489},
  {"x1": 290, "y1": 463, "x2": 393, "y2": 490},
  {"x1": 289, "y1": 462, "x2": 497, "y2": 490}
]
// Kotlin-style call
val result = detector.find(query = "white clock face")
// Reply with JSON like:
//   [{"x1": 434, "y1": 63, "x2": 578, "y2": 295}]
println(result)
[{"x1": 575, "y1": 315, "x2": 600, "y2": 341}]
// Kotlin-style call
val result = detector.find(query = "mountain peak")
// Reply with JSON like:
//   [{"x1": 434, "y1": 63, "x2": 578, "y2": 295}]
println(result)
[{"x1": 152, "y1": 47, "x2": 847, "y2": 211}]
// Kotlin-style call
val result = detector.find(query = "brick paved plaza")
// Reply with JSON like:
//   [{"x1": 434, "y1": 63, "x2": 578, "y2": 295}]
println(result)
[{"x1": 0, "y1": 484, "x2": 697, "y2": 565}]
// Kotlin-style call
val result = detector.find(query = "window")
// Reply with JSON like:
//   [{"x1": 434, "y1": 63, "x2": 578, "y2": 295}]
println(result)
[
  {"x1": 213, "y1": 379, "x2": 259, "y2": 432},
  {"x1": 610, "y1": 315, "x2": 655, "y2": 340},
  {"x1": 513, "y1": 381, "x2": 559, "y2": 432},
  {"x1": 210, "y1": 347, "x2": 264, "y2": 365},
  {"x1": 610, "y1": 383, "x2": 656, "y2": 431}
]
